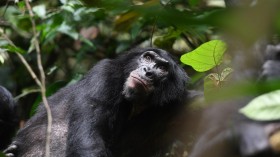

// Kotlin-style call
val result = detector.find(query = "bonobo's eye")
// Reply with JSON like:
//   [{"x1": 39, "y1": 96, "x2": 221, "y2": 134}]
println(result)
[
  {"x1": 157, "y1": 64, "x2": 168, "y2": 72},
  {"x1": 144, "y1": 54, "x2": 153, "y2": 62}
]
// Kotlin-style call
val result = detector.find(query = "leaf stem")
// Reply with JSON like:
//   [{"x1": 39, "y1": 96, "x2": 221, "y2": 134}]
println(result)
[{"x1": 213, "y1": 41, "x2": 221, "y2": 85}]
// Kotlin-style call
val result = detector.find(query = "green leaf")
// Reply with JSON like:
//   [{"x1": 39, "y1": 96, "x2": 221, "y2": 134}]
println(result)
[
  {"x1": 38, "y1": 13, "x2": 63, "y2": 42},
  {"x1": 67, "y1": 74, "x2": 83, "y2": 85},
  {"x1": 0, "y1": 49, "x2": 7, "y2": 64},
  {"x1": 189, "y1": 0, "x2": 202, "y2": 7},
  {"x1": 57, "y1": 22, "x2": 79, "y2": 40},
  {"x1": 130, "y1": 23, "x2": 142, "y2": 40},
  {"x1": 61, "y1": 5, "x2": 75, "y2": 13},
  {"x1": 80, "y1": 37, "x2": 95, "y2": 48},
  {"x1": 33, "y1": 5, "x2": 46, "y2": 19},
  {"x1": 73, "y1": 8, "x2": 85, "y2": 21},
  {"x1": 47, "y1": 66, "x2": 58, "y2": 75},
  {"x1": 3, "y1": 45, "x2": 26, "y2": 54},
  {"x1": 60, "y1": 0, "x2": 68, "y2": 4},
  {"x1": 154, "y1": 28, "x2": 181, "y2": 49},
  {"x1": 28, "y1": 36, "x2": 36, "y2": 53},
  {"x1": 204, "y1": 73, "x2": 220, "y2": 88},
  {"x1": 240, "y1": 90, "x2": 280, "y2": 121},
  {"x1": 180, "y1": 40, "x2": 227, "y2": 72},
  {"x1": 85, "y1": 8, "x2": 100, "y2": 14},
  {"x1": 17, "y1": 1, "x2": 25, "y2": 10},
  {"x1": 220, "y1": 67, "x2": 233, "y2": 81},
  {"x1": 0, "y1": 56, "x2": 4, "y2": 64}
]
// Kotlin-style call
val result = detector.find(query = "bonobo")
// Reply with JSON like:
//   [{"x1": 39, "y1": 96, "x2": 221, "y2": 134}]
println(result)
[
  {"x1": 5, "y1": 48, "x2": 189, "y2": 157},
  {"x1": 0, "y1": 86, "x2": 18, "y2": 150}
]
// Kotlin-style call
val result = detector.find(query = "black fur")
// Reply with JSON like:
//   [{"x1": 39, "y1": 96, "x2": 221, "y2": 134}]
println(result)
[{"x1": 0, "y1": 86, "x2": 18, "y2": 150}]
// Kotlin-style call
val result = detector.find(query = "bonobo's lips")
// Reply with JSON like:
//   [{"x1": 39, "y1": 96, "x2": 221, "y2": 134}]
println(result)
[{"x1": 130, "y1": 74, "x2": 149, "y2": 91}]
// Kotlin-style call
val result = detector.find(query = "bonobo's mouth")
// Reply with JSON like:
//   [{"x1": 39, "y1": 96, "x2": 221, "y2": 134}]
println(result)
[{"x1": 130, "y1": 74, "x2": 150, "y2": 91}]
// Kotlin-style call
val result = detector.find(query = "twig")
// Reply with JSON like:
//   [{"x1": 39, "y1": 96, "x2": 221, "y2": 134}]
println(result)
[
  {"x1": 150, "y1": 17, "x2": 158, "y2": 47},
  {"x1": 24, "y1": 1, "x2": 52, "y2": 157},
  {"x1": 181, "y1": 33, "x2": 196, "y2": 50},
  {"x1": 1, "y1": 34, "x2": 42, "y2": 87},
  {"x1": 14, "y1": 88, "x2": 41, "y2": 100},
  {"x1": 2, "y1": 0, "x2": 13, "y2": 17}
]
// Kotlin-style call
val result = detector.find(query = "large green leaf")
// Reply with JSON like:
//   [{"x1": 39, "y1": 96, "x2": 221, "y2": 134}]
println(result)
[
  {"x1": 180, "y1": 40, "x2": 227, "y2": 72},
  {"x1": 240, "y1": 90, "x2": 280, "y2": 121}
]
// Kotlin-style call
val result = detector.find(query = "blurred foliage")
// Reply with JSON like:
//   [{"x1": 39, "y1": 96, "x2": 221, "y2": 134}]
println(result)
[
  {"x1": 0, "y1": 152, "x2": 5, "y2": 157},
  {"x1": 0, "y1": 0, "x2": 280, "y2": 119},
  {"x1": 240, "y1": 90, "x2": 280, "y2": 121}
]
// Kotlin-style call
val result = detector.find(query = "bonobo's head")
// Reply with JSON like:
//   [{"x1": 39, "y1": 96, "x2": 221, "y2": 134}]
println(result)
[{"x1": 122, "y1": 48, "x2": 189, "y2": 106}]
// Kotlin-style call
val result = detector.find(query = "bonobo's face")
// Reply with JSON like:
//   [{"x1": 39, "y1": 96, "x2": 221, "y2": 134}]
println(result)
[{"x1": 123, "y1": 50, "x2": 169, "y2": 102}]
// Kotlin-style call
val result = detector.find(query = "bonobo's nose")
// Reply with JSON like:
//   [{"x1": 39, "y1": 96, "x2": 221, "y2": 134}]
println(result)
[{"x1": 142, "y1": 66, "x2": 155, "y2": 79}]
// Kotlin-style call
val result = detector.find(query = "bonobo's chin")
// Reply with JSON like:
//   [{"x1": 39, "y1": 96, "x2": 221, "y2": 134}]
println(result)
[
  {"x1": 122, "y1": 86, "x2": 149, "y2": 102},
  {"x1": 123, "y1": 74, "x2": 154, "y2": 102}
]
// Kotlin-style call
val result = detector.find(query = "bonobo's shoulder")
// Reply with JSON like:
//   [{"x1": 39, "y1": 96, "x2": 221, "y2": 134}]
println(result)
[
  {"x1": 90, "y1": 58, "x2": 119, "y2": 70},
  {"x1": 96, "y1": 58, "x2": 114, "y2": 66},
  {"x1": 86, "y1": 58, "x2": 121, "y2": 76}
]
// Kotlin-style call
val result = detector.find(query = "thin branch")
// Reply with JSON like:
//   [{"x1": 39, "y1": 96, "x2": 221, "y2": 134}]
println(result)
[
  {"x1": 181, "y1": 33, "x2": 196, "y2": 50},
  {"x1": 14, "y1": 88, "x2": 41, "y2": 100},
  {"x1": 2, "y1": 0, "x2": 13, "y2": 17},
  {"x1": 1, "y1": 34, "x2": 42, "y2": 87},
  {"x1": 150, "y1": 17, "x2": 158, "y2": 47},
  {"x1": 24, "y1": 1, "x2": 52, "y2": 157}
]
